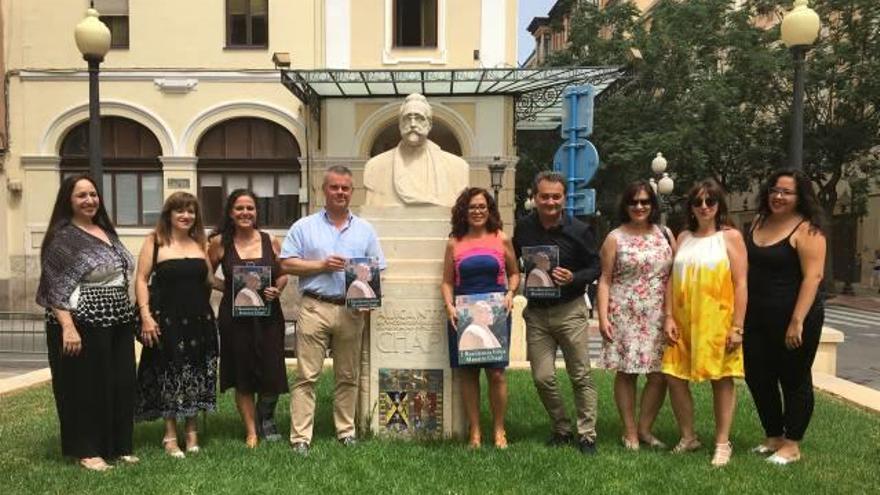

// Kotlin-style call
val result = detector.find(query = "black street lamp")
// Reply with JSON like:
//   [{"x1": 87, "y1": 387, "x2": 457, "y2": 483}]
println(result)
[
  {"x1": 489, "y1": 157, "x2": 506, "y2": 203},
  {"x1": 780, "y1": 0, "x2": 821, "y2": 171},
  {"x1": 74, "y1": 5, "x2": 111, "y2": 193}
]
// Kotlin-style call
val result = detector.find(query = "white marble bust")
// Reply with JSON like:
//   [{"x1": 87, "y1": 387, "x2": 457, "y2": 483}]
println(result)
[{"x1": 364, "y1": 94, "x2": 469, "y2": 207}]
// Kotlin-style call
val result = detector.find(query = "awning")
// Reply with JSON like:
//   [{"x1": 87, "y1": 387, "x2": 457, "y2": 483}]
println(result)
[{"x1": 280, "y1": 67, "x2": 625, "y2": 132}]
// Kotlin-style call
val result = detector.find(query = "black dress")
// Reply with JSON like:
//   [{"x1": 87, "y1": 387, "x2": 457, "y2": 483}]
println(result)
[
  {"x1": 135, "y1": 257, "x2": 219, "y2": 420},
  {"x1": 218, "y1": 232, "x2": 288, "y2": 394}
]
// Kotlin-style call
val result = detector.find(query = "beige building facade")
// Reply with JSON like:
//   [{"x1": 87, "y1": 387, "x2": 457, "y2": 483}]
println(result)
[{"x1": 0, "y1": 0, "x2": 522, "y2": 311}]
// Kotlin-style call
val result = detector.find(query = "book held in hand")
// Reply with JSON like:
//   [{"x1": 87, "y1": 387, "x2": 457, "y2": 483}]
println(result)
[
  {"x1": 522, "y1": 245, "x2": 560, "y2": 298},
  {"x1": 232, "y1": 265, "x2": 272, "y2": 317},
  {"x1": 455, "y1": 292, "x2": 509, "y2": 365},
  {"x1": 345, "y1": 257, "x2": 381, "y2": 309}
]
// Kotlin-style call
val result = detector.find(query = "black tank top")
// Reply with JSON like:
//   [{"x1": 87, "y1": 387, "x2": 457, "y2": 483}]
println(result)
[{"x1": 746, "y1": 219, "x2": 821, "y2": 311}]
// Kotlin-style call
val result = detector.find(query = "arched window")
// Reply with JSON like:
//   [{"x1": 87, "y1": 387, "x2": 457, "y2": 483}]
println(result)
[
  {"x1": 197, "y1": 118, "x2": 301, "y2": 228},
  {"x1": 369, "y1": 119, "x2": 462, "y2": 157},
  {"x1": 60, "y1": 117, "x2": 163, "y2": 227}
]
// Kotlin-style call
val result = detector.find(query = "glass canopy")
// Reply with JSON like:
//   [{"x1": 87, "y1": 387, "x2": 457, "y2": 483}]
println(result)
[{"x1": 280, "y1": 67, "x2": 625, "y2": 131}]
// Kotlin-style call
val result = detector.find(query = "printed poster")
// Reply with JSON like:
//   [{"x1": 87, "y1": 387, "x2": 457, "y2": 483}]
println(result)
[
  {"x1": 455, "y1": 292, "x2": 510, "y2": 365},
  {"x1": 232, "y1": 265, "x2": 272, "y2": 317},
  {"x1": 523, "y1": 245, "x2": 560, "y2": 298},
  {"x1": 378, "y1": 368, "x2": 443, "y2": 436},
  {"x1": 345, "y1": 257, "x2": 381, "y2": 309}
]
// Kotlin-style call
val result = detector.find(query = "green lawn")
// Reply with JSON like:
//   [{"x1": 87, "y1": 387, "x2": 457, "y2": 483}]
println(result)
[{"x1": 1, "y1": 370, "x2": 878, "y2": 494}]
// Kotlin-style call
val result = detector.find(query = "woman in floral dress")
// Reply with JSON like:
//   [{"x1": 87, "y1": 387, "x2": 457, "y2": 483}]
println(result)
[{"x1": 597, "y1": 180, "x2": 673, "y2": 451}]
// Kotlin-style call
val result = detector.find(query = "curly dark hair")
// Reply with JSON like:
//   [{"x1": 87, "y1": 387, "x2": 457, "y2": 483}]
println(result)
[
  {"x1": 208, "y1": 189, "x2": 259, "y2": 250},
  {"x1": 755, "y1": 169, "x2": 825, "y2": 233},
  {"x1": 449, "y1": 187, "x2": 502, "y2": 239},
  {"x1": 685, "y1": 179, "x2": 733, "y2": 232},
  {"x1": 617, "y1": 180, "x2": 661, "y2": 225}
]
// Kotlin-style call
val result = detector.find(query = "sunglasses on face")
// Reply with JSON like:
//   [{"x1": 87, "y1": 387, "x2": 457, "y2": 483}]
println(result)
[
  {"x1": 690, "y1": 197, "x2": 718, "y2": 208},
  {"x1": 627, "y1": 199, "x2": 652, "y2": 208}
]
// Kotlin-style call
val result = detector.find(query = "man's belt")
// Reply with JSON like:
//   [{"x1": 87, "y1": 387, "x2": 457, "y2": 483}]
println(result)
[{"x1": 303, "y1": 291, "x2": 346, "y2": 306}]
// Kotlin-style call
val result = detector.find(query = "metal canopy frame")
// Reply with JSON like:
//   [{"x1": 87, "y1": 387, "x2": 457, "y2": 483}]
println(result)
[{"x1": 280, "y1": 66, "x2": 625, "y2": 136}]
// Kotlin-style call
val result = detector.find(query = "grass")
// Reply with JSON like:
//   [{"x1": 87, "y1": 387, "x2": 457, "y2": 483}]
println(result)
[{"x1": 1, "y1": 370, "x2": 878, "y2": 495}]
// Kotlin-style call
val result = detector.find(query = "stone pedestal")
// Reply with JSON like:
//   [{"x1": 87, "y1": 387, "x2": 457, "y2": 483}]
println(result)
[{"x1": 357, "y1": 206, "x2": 464, "y2": 439}]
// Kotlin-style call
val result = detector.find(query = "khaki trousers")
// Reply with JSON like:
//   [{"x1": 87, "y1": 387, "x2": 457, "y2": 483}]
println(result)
[
  {"x1": 523, "y1": 296, "x2": 597, "y2": 441},
  {"x1": 290, "y1": 297, "x2": 365, "y2": 444}
]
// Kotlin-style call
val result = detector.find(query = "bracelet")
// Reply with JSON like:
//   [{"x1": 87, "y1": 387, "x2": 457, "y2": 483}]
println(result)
[{"x1": 731, "y1": 326, "x2": 744, "y2": 335}]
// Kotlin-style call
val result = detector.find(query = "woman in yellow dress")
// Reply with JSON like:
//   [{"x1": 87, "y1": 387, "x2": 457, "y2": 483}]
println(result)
[{"x1": 662, "y1": 179, "x2": 748, "y2": 467}]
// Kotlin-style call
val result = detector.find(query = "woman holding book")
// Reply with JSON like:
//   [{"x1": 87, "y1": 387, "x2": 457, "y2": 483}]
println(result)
[
  {"x1": 134, "y1": 192, "x2": 218, "y2": 457},
  {"x1": 597, "y1": 180, "x2": 673, "y2": 451},
  {"x1": 441, "y1": 187, "x2": 520, "y2": 449},
  {"x1": 208, "y1": 189, "x2": 288, "y2": 448}
]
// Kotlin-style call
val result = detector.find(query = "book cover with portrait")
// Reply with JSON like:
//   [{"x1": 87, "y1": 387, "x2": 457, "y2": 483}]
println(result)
[
  {"x1": 523, "y1": 245, "x2": 560, "y2": 298},
  {"x1": 345, "y1": 257, "x2": 381, "y2": 309},
  {"x1": 455, "y1": 292, "x2": 509, "y2": 365},
  {"x1": 232, "y1": 265, "x2": 272, "y2": 317}
]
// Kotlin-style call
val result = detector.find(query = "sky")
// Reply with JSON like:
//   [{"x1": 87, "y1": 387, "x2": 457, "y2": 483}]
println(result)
[{"x1": 518, "y1": 0, "x2": 557, "y2": 65}]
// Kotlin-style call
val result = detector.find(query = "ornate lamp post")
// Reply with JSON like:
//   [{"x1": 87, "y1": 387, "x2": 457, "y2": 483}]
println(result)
[
  {"x1": 74, "y1": 5, "x2": 111, "y2": 192},
  {"x1": 649, "y1": 152, "x2": 674, "y2": 224},
  {"x1": 781, "y1": 0, "x2": 821, "y2": 171},
  {"x1": 488, "y1": 157, "x2": 506, "y2": 203}
]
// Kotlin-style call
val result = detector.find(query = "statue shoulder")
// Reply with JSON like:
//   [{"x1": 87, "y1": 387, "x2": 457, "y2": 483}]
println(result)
[{"x1": 364, "y1": 148, "x2": 395, "y2": 187}]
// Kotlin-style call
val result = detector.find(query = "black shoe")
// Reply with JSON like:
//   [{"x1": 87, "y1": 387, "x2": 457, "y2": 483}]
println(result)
[
  {"x1": 546, "y1": 432, "x2": 574, "y2": 447},
  {"x1": 339, "y1": 436, "x2": 358, "y2": 447},
  {"x1": 290, "y1": 441, "x2": 310, "y2": 456},
  {"x1": 578, "y1": 438, "x2": 597, "y2": 455}
]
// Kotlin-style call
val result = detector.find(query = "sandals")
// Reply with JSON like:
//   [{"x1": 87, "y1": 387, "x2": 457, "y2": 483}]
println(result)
[
  {"x1": 767, "y1": 452, "x2": 801, "y2": 465},
  {"x1": 163, "y1": 437, "x2": 185, "y2": 458},
  {"x1": 118, "y1": 455, "x2": 140, "y2": 464},
  {"x1": 185, "y1": 431, "x2": 200, "y2": 454},
  {"x1": 245, "y1": 434, "x2": 259, "y2": 449},
  {"x1": 671, "y1": 437, "x2": 702, "y2": 454},
  {"x1": 494, "y1": 431, "x2": 509, "y2": 450},
  {"x1": 638, "y1": 434, "x2": 667, "y2": 450},
  {"x1": 711, "y1": 442, "x2": 733, "y2": 467},
  {"x1": 467, "y1": 434, "x2": 481, "y2": 450},
  {"x1": 79, "y1": 457, "x2": 112, "y2": 471},
  {"x1": 750, "y1": 444, "x2": 775, "y2": 455},
  {"x1": 621, "y1": 436, "x2": 640, "y2": 451}
]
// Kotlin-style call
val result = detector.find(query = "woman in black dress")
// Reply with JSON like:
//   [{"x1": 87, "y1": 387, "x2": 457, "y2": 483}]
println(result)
[
  {"x1": 36, "y1": 174, "x2": 138, "y2": 471},
  {"x1": 744, "y1": 169, "x2": 826, "y2": 465},
  {"x1": 134, "y1": 192, "x2": 218, "y2": 457},
  {"x1": 208, "y1": 189, "x2": 288, "y2": 448}
]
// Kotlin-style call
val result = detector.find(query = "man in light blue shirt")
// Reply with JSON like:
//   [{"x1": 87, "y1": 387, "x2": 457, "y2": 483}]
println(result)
[{"x1": 280, "y1": 165, "x2": 385, "y2": 454}]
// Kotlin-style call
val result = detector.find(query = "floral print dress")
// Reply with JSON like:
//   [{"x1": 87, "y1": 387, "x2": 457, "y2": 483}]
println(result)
[{"x1": 601, "y1": 225, "x2": 672, "y2": 373}]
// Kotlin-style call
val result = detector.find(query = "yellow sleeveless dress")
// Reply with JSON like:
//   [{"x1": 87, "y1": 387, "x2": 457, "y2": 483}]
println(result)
[{"x1": 661, "y1": 231, "x2": 743, "y2": 381}]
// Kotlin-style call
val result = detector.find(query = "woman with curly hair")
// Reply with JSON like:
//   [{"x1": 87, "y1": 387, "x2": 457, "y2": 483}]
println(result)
[
  {"x1": 744, "y1": 170, "x2": 826, "y2": 465},
  {"x1": 441, "y1": 187, "x2": 520, "y2": 448}
]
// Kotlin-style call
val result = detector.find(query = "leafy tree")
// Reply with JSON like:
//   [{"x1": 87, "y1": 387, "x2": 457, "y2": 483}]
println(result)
[{"x1": 523, "y1": 0, "x2": 880, "y2": 233}]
